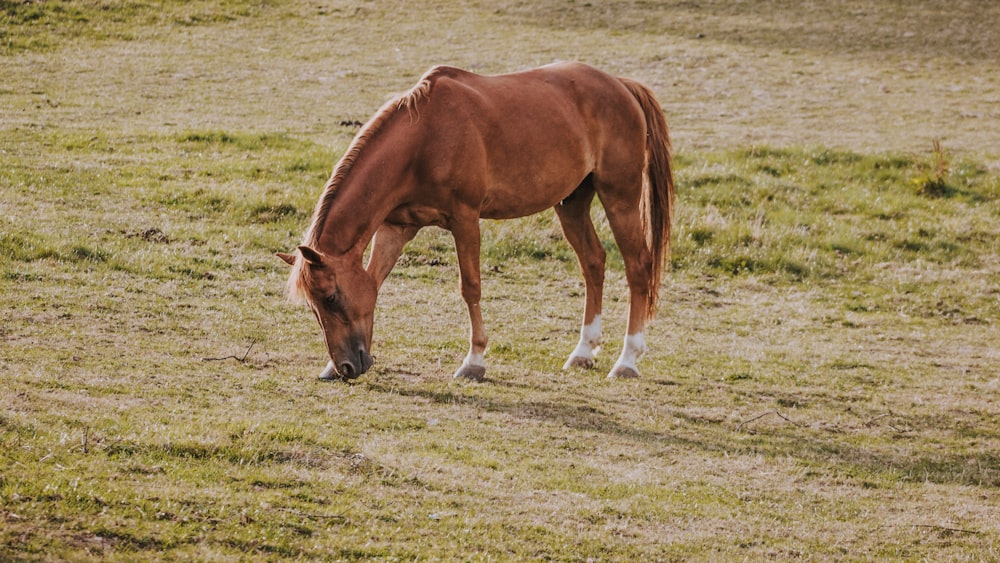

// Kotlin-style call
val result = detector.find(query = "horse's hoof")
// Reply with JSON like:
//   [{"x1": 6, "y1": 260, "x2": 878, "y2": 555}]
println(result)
[
  {"x1": 563, "y1": 356, "x2": 595, "y2": 370},
  {"x1": 454, "y1": 364, "x2": 486, "y2": 382},
  {"x1": 318, "y1": 361, "x2": 340, "y2": 381},
  {"x1": 608, "y1": 365, "x2": 640, "y2": 379}
]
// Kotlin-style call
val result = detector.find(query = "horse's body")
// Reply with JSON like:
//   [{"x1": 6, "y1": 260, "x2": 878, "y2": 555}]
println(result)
[{"x1": 279, "y1": 62, "x2": 674, "y2": 381}]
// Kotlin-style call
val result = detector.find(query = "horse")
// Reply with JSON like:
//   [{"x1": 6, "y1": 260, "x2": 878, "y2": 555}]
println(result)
[{"x1": 277, "y1": 61, "x2": 674, "y2": 381}]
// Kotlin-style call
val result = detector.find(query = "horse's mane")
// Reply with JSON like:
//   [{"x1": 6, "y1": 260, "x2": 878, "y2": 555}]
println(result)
[
  {"x1": 302, "y1": 66, "x2": 447, "y2": 248},
  {"x1": 288, "y1": 66, "x2": 451, "y2": 301}
]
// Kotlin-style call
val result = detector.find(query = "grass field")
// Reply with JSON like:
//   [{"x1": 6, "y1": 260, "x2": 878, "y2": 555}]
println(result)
[{"x1": 2, "y1": 1, "x2": 999, "y2": 560}]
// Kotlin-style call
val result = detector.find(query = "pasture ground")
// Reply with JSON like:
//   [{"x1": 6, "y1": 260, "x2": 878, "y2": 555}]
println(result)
[{"x1": 2, "y1": 1, "x2": 999, "y2": 560}]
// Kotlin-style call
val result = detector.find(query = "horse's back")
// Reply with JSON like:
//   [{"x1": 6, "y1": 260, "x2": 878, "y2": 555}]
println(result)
[
  {"x1": 404, "y1": 62, "x2": 647, "y2": 219},
  {"x1": 427, "y1": 62, "x2": 638, "y2": 119},
  {"x1": 391, "y1": 62, "x2": 646, "y2": 174}
]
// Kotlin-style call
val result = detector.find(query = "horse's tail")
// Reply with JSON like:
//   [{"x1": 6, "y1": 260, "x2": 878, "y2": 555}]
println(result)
[{"x1": 619, "y1": 77, "x2": 675, "y2": 320}]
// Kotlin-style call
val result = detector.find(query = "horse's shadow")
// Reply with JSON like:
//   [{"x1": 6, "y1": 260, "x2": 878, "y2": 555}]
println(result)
[{"x1": 363, "y1": 376, "x2": 998, "y2": 489}]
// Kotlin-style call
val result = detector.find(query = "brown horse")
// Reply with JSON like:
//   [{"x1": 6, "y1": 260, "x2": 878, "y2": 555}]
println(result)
[{"x1": 278, "y1": 62, "x2": 674, "y2": 381}]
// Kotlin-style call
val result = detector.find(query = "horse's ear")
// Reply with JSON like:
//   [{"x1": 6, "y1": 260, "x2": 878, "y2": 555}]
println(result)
[
  {"x1": 297, "y1": 245, "x2": 325, "y2": 266},
  {"x1": 276, "y1": 252, "x2": 297, "y2": 266}
]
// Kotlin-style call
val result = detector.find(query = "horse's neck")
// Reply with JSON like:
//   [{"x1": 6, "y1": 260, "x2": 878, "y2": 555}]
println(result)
[
  {"x1": 315, "y1": 187, "x2": 389, "y2": 258},
  {"x1": 314, "y1": 142, "x2": 410, "y2": 257}
]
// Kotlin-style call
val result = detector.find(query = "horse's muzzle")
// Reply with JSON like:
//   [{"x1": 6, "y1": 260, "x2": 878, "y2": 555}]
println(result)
[{"x1": 318, "y1": 350, "x2": 373, "y2": 381}]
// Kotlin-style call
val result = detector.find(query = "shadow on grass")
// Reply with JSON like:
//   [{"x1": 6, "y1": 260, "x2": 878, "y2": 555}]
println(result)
[{"x1": 365, "y1": 380, "x2": 999, "y2": 488}]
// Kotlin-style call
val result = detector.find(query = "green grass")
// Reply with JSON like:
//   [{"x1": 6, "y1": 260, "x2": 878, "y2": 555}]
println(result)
[
  {"x1": 672, "y1": 146, "x2": 999, "y2": 280},
  {"x1": 2, "y1": 1, "x2": 1000, "y2": 560},
  {"x1": 0, "y1": 0, "x2": 269, "y2": 52},
  {"x1": 3, "y1": 125, "x2": 997, "y2": 560}
]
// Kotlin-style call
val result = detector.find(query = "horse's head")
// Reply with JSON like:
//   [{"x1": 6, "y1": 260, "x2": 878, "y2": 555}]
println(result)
[{"x1": 278, "y1": 245, "x2": 377, "y2": 380}]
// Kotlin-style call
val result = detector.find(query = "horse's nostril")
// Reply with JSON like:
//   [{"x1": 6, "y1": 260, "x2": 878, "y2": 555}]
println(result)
[{"x1": 338, "y1": 362, "x2": 357, "y2": 379}]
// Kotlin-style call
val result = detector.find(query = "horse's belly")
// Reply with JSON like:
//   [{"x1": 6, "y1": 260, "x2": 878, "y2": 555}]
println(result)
[{"x1": 479, "y1": 174, "x2": 584, "y2": 220}]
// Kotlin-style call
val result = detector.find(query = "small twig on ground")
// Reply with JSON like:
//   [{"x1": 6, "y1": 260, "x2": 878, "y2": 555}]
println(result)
[
  {"x1": 737, "y1": 410, "x2": 801, "y2": 431},
  {"x1": 861, "y1": 412, "x2": 911, "y2": 432},
  {"x1": 202, "y1": 339, "x2": 257, "y2": 363},
  {"x1": 274, "y1": 507, "x2": 347, "y2": 522},
  {"x1": 864, "y1": 413, "x2": 892, "y2": 427},
  {"x1": 912, "y1": 524, "x2": 981, "y2": 535},
  {"x1": 881, "y1": 524, "x2": 981, "y2": 535}
]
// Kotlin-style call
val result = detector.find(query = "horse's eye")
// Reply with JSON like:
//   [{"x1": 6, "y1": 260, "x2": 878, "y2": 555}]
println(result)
[{"x1": 322, "y1": 293, "x2": 349, "y2": 323}]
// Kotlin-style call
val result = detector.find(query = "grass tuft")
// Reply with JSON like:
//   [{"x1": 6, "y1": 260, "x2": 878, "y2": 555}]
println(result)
[
  {"x1": 912, "y1": 139, "x2": 954, "y2": 198},
  {"x1": 66, "y1": 245, "x2": 109, "y2": 263},
  {"x1": 0, "y1": 232, "x2": 59, "y2": 262}
]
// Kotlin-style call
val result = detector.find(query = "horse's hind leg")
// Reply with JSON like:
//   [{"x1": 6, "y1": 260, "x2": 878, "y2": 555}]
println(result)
[
  {"x1": 554, "y1": 180, "x2": 605, "y2": 370},
  {"x1": 598, "y1": 181, "x2": 654, "y2": 379}
]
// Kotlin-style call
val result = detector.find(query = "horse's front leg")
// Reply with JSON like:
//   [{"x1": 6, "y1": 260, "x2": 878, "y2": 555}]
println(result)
[
  {"x1": 450, "y1": 217, "x2": 488, "y2": 381},
  {"x1": 366, "y1": 223, "x2": 420, "y2": 290}
]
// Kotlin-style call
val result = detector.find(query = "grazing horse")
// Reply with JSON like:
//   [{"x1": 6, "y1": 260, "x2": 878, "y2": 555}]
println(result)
[{"x1": 278, "y1": 61, "x2": 674, "y2": 381}]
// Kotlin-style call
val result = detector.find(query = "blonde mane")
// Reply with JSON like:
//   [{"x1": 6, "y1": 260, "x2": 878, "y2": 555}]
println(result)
[{"x1": 287, "y1": 66, "x2": 449, "y2": 301}]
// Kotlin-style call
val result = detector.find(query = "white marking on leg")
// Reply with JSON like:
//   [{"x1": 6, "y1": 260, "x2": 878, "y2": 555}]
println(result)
[
  {"x1": 454, "y1": 350, "x2": 487, "y2": 380},
  {"x1": 564, "y1": 315, "x2": 602, "y2": 369},
  {"x1": 611, "y1": 332, "x2": 646, "y2": 375},
  {"x1": 463, "y1": 351, "x2": 486, "y2": 369}
]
